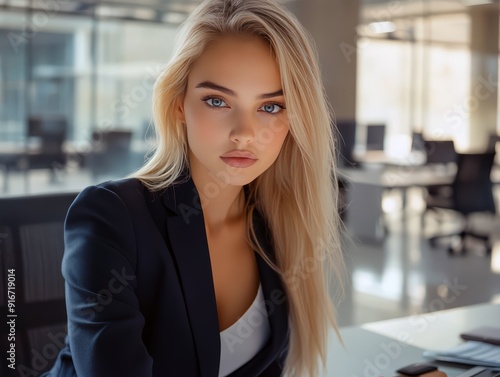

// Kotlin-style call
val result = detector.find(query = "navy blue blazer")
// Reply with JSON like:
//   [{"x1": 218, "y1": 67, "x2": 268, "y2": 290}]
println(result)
[{"x1": 44, "y1": 175, "x2": 289, "y2": 377}]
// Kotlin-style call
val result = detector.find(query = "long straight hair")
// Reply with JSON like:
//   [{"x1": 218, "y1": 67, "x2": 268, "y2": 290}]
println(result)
[{"x1": 131, "y1": 0, "x2": 345, "y2": 375}]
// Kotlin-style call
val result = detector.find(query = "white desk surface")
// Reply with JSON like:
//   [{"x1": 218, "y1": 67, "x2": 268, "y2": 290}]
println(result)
[
  {"x1": 327, "y1": 303, "x2": 499, "y2": 376},
  {"x1": 327, "y1": 327, "x2": 467, "y2": 377},
  {"x1": 362, "y1": 302, "x2": 500, "y2": 350}
]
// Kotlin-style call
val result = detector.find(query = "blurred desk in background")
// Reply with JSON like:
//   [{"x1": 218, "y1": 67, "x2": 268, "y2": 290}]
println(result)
[
  {"x1": 353, "y1": 149, "x2": 426, "y2": 168},
  {"x1": 338, "y1": 165, "x2": 455, "y2": 241},
  {"x1": 0, "y1": 139, "x2": 150, "y2": 193}
]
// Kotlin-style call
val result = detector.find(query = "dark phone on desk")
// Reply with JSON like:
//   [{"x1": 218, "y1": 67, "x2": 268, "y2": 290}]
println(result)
[
  {"x1": 457, "y1": 367, "x2": 500, "y2": 377},
  {"x1": 460, "y1": 327, "x2": 500, "y2": 345}
]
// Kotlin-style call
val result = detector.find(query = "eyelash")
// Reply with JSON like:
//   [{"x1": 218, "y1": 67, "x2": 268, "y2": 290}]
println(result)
[{"x1": 201, "y1": 96, "x2": 286, "y2": 116}]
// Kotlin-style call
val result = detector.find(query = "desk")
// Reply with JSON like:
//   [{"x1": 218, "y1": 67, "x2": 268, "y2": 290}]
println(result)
[
  {"x1": 363, "y1": 303, "x2": 500, "y2": 351},
  {"x1": 353, "y1": 150, "x2": 427, "y2": 168},
  {"x1": 328, "y1": 303, "x2": 499, "y2": 376},
  {"x1": 338, "y1": 165, "x2": 455, "y2": 241},
  {"x1": 0, "y1": 140, "x2": 150, "y2": 193}
]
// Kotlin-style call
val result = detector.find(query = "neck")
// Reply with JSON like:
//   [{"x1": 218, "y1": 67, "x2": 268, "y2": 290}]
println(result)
[{"x1": 190, "y1": 167, "x2": 246, "y2": 233}]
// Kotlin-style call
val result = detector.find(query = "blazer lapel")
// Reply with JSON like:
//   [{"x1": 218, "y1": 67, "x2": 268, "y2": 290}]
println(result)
[
  {"x1": 163, "y1": 175, "x2": 221, "y2": 377},
  {"x1": 228, "y1": 211, "x2": 290, "y2": 376},
  {"x1": 162, "y1": 174, "x2": 289, "y2": 377}
]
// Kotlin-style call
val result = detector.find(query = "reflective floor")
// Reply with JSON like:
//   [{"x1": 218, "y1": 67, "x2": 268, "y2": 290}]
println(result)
[
  {"x1": 3, "y1": 168, "x2": 500, "y2": 328},
  {"x1": 337, "y1": 188, "x2": 500, "y2": 327}
]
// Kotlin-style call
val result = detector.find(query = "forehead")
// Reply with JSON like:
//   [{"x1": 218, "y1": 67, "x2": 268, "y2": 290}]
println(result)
[{"x1": 188, "y1": 35, "x2": 282, "y2": 91}]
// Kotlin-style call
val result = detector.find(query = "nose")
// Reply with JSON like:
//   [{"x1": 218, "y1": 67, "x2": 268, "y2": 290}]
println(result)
[{"x1": 229, "y1": 113, "x2": 256, "y2": 145}]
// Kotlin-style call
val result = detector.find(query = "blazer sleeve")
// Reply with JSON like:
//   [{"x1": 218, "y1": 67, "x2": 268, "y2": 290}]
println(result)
[{"x1": 62, "y1": 185, "x2": 153, "y2": 377}]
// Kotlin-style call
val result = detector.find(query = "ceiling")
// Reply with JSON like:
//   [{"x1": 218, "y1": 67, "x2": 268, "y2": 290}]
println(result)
[
  {"x1": 1, "y1": 0, "x2": 497, "y2": 45},
  {"x1": 361, "y1": 0, "x2": 500, "y2": 21},
  {"x1": 3, "y1": 0, "x2": 496, "y2": 24}
]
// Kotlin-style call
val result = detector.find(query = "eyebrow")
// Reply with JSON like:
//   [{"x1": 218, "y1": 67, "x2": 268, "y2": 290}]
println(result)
[{"x1": 195, "y1": 81, "x2": 284, "y2": 100}]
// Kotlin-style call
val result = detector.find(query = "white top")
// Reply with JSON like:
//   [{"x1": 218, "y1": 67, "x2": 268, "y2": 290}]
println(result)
[{"x1": 218, "y1": 284, "x2": 271, "y2": 377}]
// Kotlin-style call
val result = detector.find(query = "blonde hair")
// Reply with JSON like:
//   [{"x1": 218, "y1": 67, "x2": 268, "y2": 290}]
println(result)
[{"x1": 131, "y1": 0, "x2": 345, "y2": 375}]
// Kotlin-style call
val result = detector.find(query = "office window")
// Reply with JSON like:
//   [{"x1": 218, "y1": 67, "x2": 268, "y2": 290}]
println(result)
[
  {"x1": 356, "y1": 38, "x2": 413, "y2": 156},
  {"x1": 424, "y1": 44, "x2": 470, "y2": 150},
  {"x1": 95, "y1": 20, "x2": 178, "y2": 142},
  {"x1": 0, "y1": 9, "x2": 178, "y2": 144},
  {"x1": 357, "y1": 11, "x2": 471, "y2": 154}
]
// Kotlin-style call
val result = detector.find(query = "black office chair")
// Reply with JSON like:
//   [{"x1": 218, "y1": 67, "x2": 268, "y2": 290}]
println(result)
[
  {"x1": 334, "y1": 120, "x2": 358, "y2": 220},
  {"x1": 334, "y1": 119, "x2": 357, "y2": 168},
  {"x1": 425, "y1": 152, "x2": 496, "y2": 254},
  {"x1": 411, "y1": 131, "x2": 425, "y2": 152},
  {"x1": 366, "y1": 124, "x2": 386, "y2": 151},
  {"x1": 421, "y1": 139, "x2": 458, "y2": 200},
  {"x1": 27, "y1": 116, "x2": 68, "y2": 181},
  {"x1": 487, "y1": 133, "x2": 499, "y2": 152},
  {"x1": 86, "y1": 129, "x2": 133, "y2": 179},
  {"x1": 487, "y1": 133, "x2": 500, "y2": 167},
  {"x1": 0, "y1": 192, "x2": 77, "y2": 375},
  {"x1": 424, "y1": 140, "x2": 457, "y2": 165}
]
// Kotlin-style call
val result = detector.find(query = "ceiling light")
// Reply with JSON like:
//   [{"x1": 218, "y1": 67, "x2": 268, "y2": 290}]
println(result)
[
  {"x1": 462, "y1": 0, "x2": 494, "y2": 5},
  {"x1": 368, "y1": 21, "x2": 396, "y2": 34},
  {"x1": 162, "y1": 12, "x2": 187, "y2": 24}
]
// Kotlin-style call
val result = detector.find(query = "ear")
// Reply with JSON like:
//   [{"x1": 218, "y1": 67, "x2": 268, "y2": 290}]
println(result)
[{"x1": 176, "y1": 97, "x2": 186, "y2": 124}]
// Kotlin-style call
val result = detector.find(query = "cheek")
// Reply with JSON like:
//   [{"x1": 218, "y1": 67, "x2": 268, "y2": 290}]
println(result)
[
  {"x1": 185, "y1": 105, "x2": 225, "y2": 143},
  {"x1": 255, "y1": 117, "x2": 290, "y2": 153}
]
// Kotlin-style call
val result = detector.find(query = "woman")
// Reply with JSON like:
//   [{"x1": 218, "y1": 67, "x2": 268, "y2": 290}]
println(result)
[{"x1": 44, "y1": 0, "x2": 344, "y2": 376}]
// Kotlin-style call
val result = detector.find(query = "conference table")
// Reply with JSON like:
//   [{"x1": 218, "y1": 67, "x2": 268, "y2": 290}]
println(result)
[{"x1": 327, "y1": 302, "x2": 499, "y2": 376}]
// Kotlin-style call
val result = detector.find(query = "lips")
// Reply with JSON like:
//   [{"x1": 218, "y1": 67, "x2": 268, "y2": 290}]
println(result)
[{"x1": 220, "y1": 150, "x2": 258, "y2": 168}]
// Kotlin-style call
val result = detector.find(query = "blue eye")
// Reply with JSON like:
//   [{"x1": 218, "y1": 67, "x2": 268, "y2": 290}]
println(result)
[
  {"x1": 205, "y1": 98, "x2": 227, "y2": 108},
  {"x1": 260, "y1": 103, "x2": 285, "y2": 114}
]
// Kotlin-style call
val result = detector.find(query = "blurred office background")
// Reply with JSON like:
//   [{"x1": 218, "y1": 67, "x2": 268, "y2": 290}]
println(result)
[{"x1": 1, "y1": 0, "x2": 500, "y2": 336}]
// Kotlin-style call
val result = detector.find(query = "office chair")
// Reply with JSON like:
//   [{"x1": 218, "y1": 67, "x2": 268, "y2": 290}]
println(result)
[
  {"x1": 411, "y1": 131, "x2": 425, "y2": 152},
  {"x1": 334, "y1": 120, "x2": 358, "y2": 220},
  {"x1": 487, "y1": 133, "x2": 500, "y2": 167},
  {"x1": 424, "y1": 140, "x2": 457, "y2": 165},
  {"x1": 0, "y1": 192, "x2": 78, "y2": 375},
  {"x1": 334, "y1": 119, "x2": 357, "y2": 168},
  {"x1": 424, "y1": 152, "x2": 496, "y2": 254},
  {"x1": 27, "y1": 116, "x2": 68, "y2": 181},
  {"x1": 87, "y1": 129, "x2": 133, "y2": 179},
  {"x1": 487, "y1": 133, "x2": 499, "y2": 152},
  {"x1": 366, "y1": 124, "x2": 386, "y2": 151},
  {"x1": 422, "y1": 139, "x2": 458, "y2": 201}
]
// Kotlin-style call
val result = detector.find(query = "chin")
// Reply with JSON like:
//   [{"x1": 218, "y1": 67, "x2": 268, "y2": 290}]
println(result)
[
  {"x1": 222, "y1": 173, "x2": 258, "y2": 187},
  {"x1": 210, "y1": 163, "x2": 258, "y2": 185}
]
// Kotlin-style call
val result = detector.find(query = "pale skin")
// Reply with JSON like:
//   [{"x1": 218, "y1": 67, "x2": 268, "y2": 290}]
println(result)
[{"x1": 177, "y1": 35, "x2": 290, "y2": 331}]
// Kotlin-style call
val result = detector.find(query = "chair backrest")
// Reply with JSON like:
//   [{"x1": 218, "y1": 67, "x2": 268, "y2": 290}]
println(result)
[
  {"x1": 89, "y1": 129, "x2": 134, "y2": 178},
  {"x1": 366, "y1": 124, "x2": 386, "y2": 151},
  {"x1": 453, "y1": 152, "x2": 496, "y2": 215},
  {"x1": 335, "y1": 120, "x2": 357, "y2": 167},
  {"x1": 424, "y1": 140, "x2": 457, "y2": 165},
  {"x1": 411, "y1": 131, "x2": 425, "y2": 152},
  {"x1": 91, "y1": 129, "x2": 133, "y2": 153},
  {"x1": 28, "y1": 116, "x2": 67, "y2": 153},
  {"x1": 27, "y1": 117, "x2": 67, "y2": 170},
  {"x1": 0, "y1": 192, "x2": 77, "y2": 375},
  {"x1": 487, "y1": 133, "x2": 500, "y2": 153}
]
